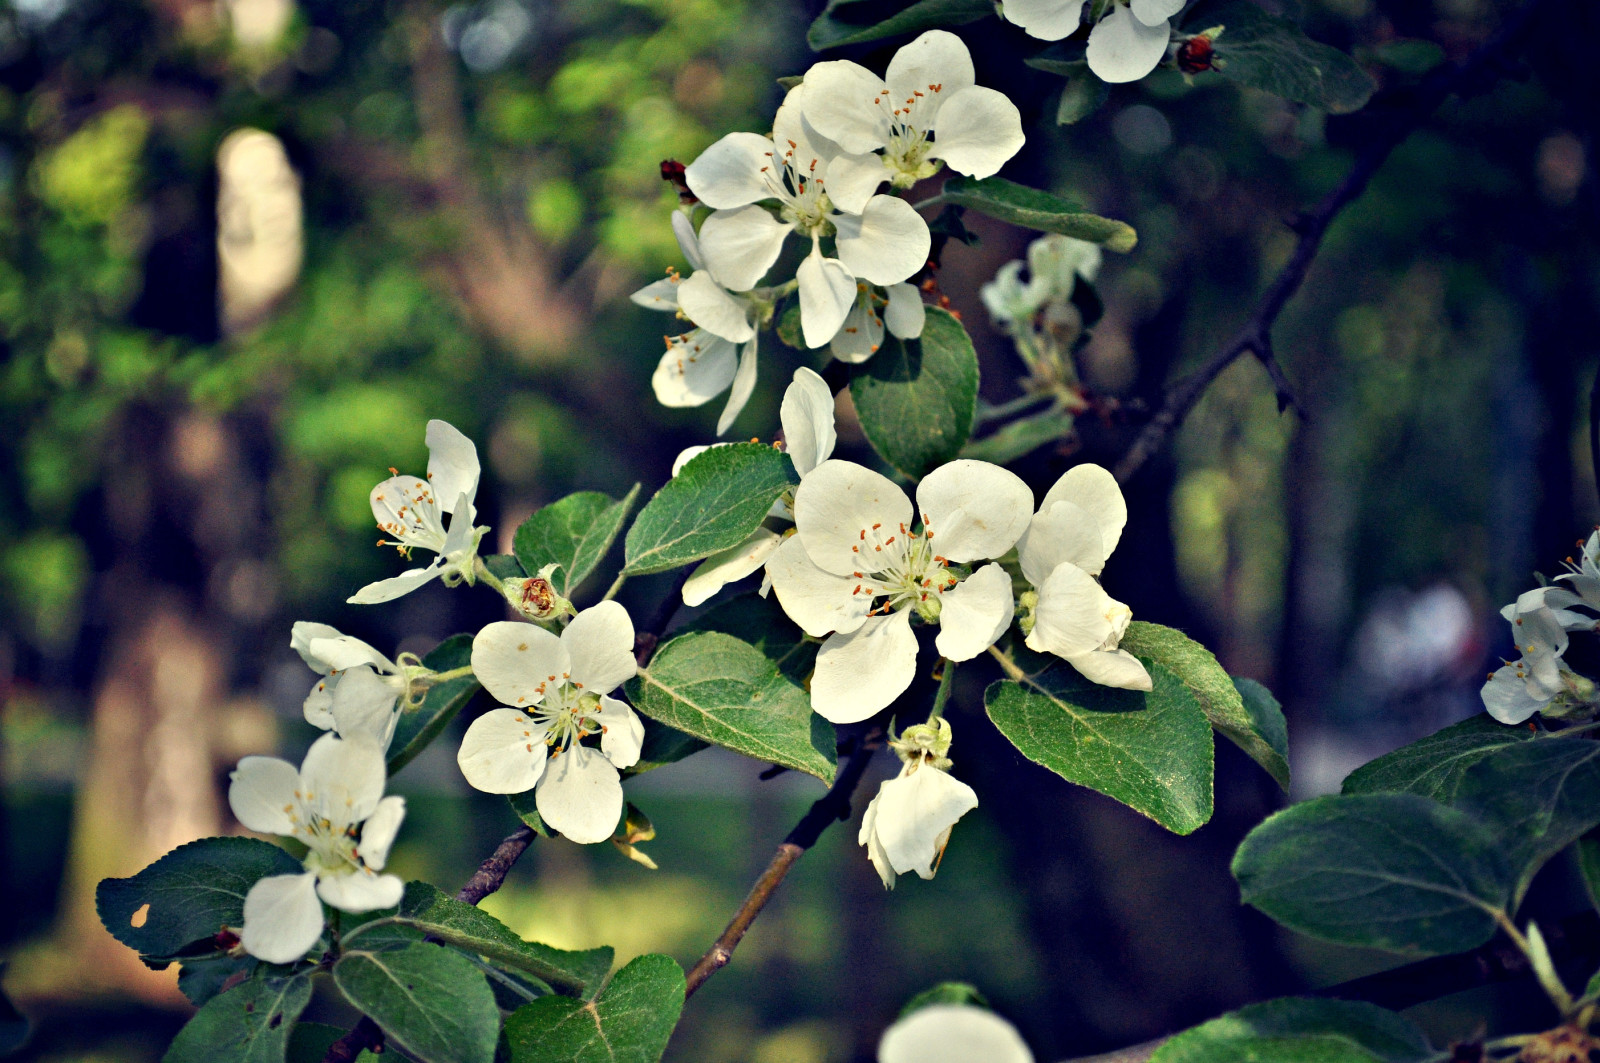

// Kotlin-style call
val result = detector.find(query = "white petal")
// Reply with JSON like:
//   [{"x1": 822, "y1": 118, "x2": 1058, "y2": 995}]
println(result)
[
  {"x1": 228, "y1": 756, "x2": 301, "y2": 836},
  {"x1": 306, "y1": 635, "x2": 395, "y2": 674},
  {"x1": 653, "y1": 331, "x2": 739, "y2": 408},
  {"x1": 1001, "y1": 0, "x2": 1087, "y2": 40},
  {"x1": 716, "y1": 335, "x2": 760, "y2": 435},
  {"x1": 801, "y1": 60, "x2": 890, "y2": 154},
  {"x1": 698, "y1": 205, "x2": 792, "y2": 291},
  {"x1": 798, "y1": 247, "x2": 858, "y2": 349},
  {"x1": 774, "y1": 86, "x2": 841, "y2": 170},
  {"x1": 594, "y1": 695, "x2": 646, "y2": 769},
  {"x1": 678, "y1": 270, "x2": 755, "y2": 343},
  {"x1": 1017, "y1": 500, "x2": 1107, "y2": 585},
  {"x1": 1086, "y1": 3, "x2": 1171, "y2": 84},
  {"x1": 458, "y1": 709, "x2": 551, "y2": 794},
  {"x1": 781, "y1": 367, "x2": 837, "y2": 476},
  {"x1": 316, "y1": 870, "x2": 404, "y2": 914},
  {"x1": 1040, "y1": 464, "x2": 1127, "y2": 560},
  {"x1": 1482, "y1": 664, "x2": 1548, "y2": 725},
  {"x1": 1131, "y1": 0, "x2": 1184, "y2": 25},
  {"x1": 441, "y1": 491, "x2": 477, "y2": 557},
  {"x1": 885, "y1": 30, "x2": 976, "y2": 113},
  {"x1": 811, "y1": 610, "x2": 919, "y2": 723},
  {"x1": 670, "y1": 210, "x2": 705, "y2": 271},
  {"x1": 329, "y1": 667, "x2": 403, "y2": 749},
  {"x1": 685, "y1": 131, "x2": 776, "y2": 209},
  {"x1": 931, "y1": 86, "x2": 1025, "y2": 180},
  {"x1": 879, "y1": 1005, "x2": 1034, "y2": 1063},
  {"x1": 303, "y1": 676, "x2": 336, "y2": 731},
  {"x1": 935, "y1": 563, "x2": 1015, "y2": 661},
  {"x1": 630, "y1": 275, "x2": 682, "y2": 311},
  {"x1": 858, "y1": 787, "x2": 897, "y2": 889},
  {"x1": 883, "y1": 282, "x2": 926, "y2": 339},
  {"x1": 300, "y1": 733, "x2": 387, "y2": 827},
  {"x1": 825, "y1": 152, "x2": 892, "y2": 216},
  {"x1": 536, "y1": 745, "x2": 625, "y2": 844},
  {"x1": 357, "y1": 795, "x2": 407, "y2": 870},
  {"x1": 1025, "y1": 563, "x2": 1119, "y2": 657},
  {"x1": 1066, "y1": 647, "x2": 1152, "y2": 690},
  {"x1": 682, "y1": 529, "x2": 782, "y2": 607},
  {"x1": 563, "y1": 601, "x2": 637, "y2": 693},
  {"x1": 829, "y1": 284, "x2": 886, "y2": 364},
  {"x1": 767, "y1": 534, "x2": 872, "y2": 638},
  {"x1": 794, "y1": 460, "x2": 914, "y2": 575},
  {"x1": 916, "y1": 460, "x2": 1033, "y2": 562},
  {"x1": 241, "y1": 872, "x2": 325, "y2": 965},
  {"x1": 835, "y1": 196, "x2": 931, "y2": 286},
  {"x1": 425, "y1": 420, "x2": 481, "y2": 516},
  {"x1": 291, "y1": 621, "x2": 344, "y2": 673},
  {"x1": 347, "y1": 564, "x2": 442, "y2": 605},
  {"x1": 473, "y1": 621, "x2": 569, "y2": 710},
  {"x1": 874, "y1": 763, "x2": 978, "y2": 876}
]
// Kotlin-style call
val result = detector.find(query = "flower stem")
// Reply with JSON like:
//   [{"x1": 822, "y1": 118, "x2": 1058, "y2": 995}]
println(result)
[
  {"x1": 601, "y1": 571, "x2": 628, "y2": 603},
  {"x1": 1493, "y1": 910, "x2": 1576, "y2": 1016},
  {"x1": 927, "y1": 660, "x2": 956, "y2": 721},
  {"x1": 473, "y1": 555, "x2": 506, "y2": 593},
  {"x1": 976, "y1": 391, "x2": 1055, "y2": 425},
  {"x1": 426, "y1": 665, "x2": 475, "y2": 685},
  {"x1": 987, "y1": 644, "x2": 1027, "y2": 683}
]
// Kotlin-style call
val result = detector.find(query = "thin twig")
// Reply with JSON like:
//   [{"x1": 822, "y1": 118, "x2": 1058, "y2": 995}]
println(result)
[
  {"x1": 1113, "y1": 0, "x2": 1551, "y2": 484},
  {"x1": 456, "y1": 825, "x2": 538, "y2": 906}
]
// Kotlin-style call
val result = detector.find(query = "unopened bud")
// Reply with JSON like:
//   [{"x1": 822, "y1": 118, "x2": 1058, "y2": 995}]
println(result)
[
  {"x1": 503, "y1": 563, "x2": 575, "y2": 622},
  {"x1": 612, "y1": 802, "x2": 659, "y2": 870},
  {"x1": 1176, "y1": 27, "x2": 1224, "y2": 75}
]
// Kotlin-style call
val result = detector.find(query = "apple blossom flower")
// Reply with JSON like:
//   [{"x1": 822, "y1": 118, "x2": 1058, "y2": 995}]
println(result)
[
  {"x1": 859, "y1": 718, "x2": 979, "y2": 889},
  {"x1": 1481, "y1": 591, "x2": 1596, "y2": 724},
  {"x1": 228, "y1": 733, "x2": 406, "y2": 964},
  {"x1": 801, "y1": 30, "x2": 1026, "y2": 213},
  {"x1": 350, "y1": 419, "x2": 486, "y2": 605},
  {"x1": 1002, "y1": 0, "x2": 1184, "y2": 84},
  {"x1": 879, "y1": 1004, "x2": 1034, "y2": 1063},
  {"x1": 685, "y1": 87, "x2": 931, "y2": 349},
  {"x1": 1553, "y1": 530, "x2": 1600, "y2": 620},
  {"x1": 1016, "y1": 464, "x2": 1151, "y2": 690},
  {"x1": 457, "y1": 603, "x2": 645, "y2": 844},
  {"x1": 767, "y1": 458, "x2": 1033, "y2": 722},
  {"x1": 290, "y1": 622, "x2": 408, "y2": 749},
  {"x1": 831, "y1": 280, "x2": 927, "y2": 364},
  {"x1": 981, "y1": 232, "x2": 1101, "y2": 337}
]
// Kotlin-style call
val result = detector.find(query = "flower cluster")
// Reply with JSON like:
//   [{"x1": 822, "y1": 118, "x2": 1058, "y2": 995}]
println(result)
[
  {"x1": 1482, "y1": 531, "x2": 1600, "y2": 724},
  {"x1": 1002, "y1": 0, "x2": 1185, "y2": 84},
  {"x1": 982, "y1": 232, "x2": 1102, "y2": 393}
]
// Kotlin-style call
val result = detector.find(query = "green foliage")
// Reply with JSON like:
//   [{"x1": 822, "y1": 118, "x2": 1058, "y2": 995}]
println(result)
[
  {"x1": 898, "y1": 982, "x2": 988, "y2": 1017},
  {"x1": 1232, "y1": 794, "x2": 1514, "y2": 956},
  {"x1": 508, "y1": 791, "x2": 552, "y2": 836},
  {"x1": 984, "y1": 660, "x2": 1214, "y2": 834},
  {"x1": 1150, "y1": 998, "x2": 1432, "y2": 1063},
  {"x1": 513, "y1": 487, "x2": 641, "y2": 597},
  {"x1": 959, "y1": 408, "x2": 1076, "y2": 465},
  {"x1": 333, "y1": 944, "x2": 500, "y2": 1063},
  {"x1": 686, "y1": 592, "x2": 818, "y2": 684},
  {"x1": 938, "y1": 178, "x2": 1138, "y2": 254},
  {"x1": 503, "y1": 954, "x2": 685, "y2": 1063},
  {"x1": 1341, "y1": 714, "x2": 1531, "y2": 803},
  {"x1": 284, "y1": 1024, "x2": 346, "y2": 1063},
  {"x1": 623, "y1": 445, "x2": 798, "y2": 575},
  {"x1": 1057, "y1": 73, "x2": 1110, "y2": 126},
  {"x1": 807, "y1": 0, "x2": 993, "y2": 50},
  {"x1": 849, "y1": 308, "x2": 980, "y2": 481},
  {"x1": 1181, "y1": 0, "x2": 1377, "y2": 114},
  {"x1": 177, "y1": 953, "x2": 259, "y2": 1006},
  {"x1": 162, "y1": 974, "x2": 312, "y2": 1063},
  {"x1": 1231, "y1": 679, "x2": 1290, "y2": 789},
  {"x1": 628, "y1": 718, "x2": 712, "y2": 775},
  {"x1": 389, "y1": 635, "x2": 481, "y2": 776}
]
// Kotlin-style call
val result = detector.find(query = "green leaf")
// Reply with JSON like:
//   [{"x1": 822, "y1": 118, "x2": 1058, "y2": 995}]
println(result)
[
  {"x1": 629, "y1": 717, "x2": 710, "y2": 775},
  {"x1": 983, "y1": 660, "x2": 1214, "y2": 834},
  {"x1": 1118, "y1": 622, "x2": 1289, "y2": 791},
  {"x1": 959, "y1": 408, "x2": 1076, "y2": 465},
  {"x1": 1024, "y1": 39, "x2": 1088, "y2": 76},
  {"x1": 1453, "y1": 739, "x2": 1600, "y2": 907},
  {"x1": 1578, "y1": 831, "x2": 1600, "y2": 916},
  {"x1": 849, "y1": 307, "x2": 979, "y2": 481},
  {"x1": 507, "y1": 791, "x2": 551, "y2": 835},
  {"x1": 807, "y1": 0, "x2": 992, "y2": 50},
  {"x1": 1368, "y1": 39, "x2": 1445, "y2": 74},
  {"x1": 481, "y1": 554, "x2": 526, "y2": 582},
  {"x1": 504, "y1": 953, "x2": 685, "y2": 1063},
  {"x1": 514, "y1": 487, "x2": 640, "y2": 597},
  {"x1": 96, "y1": 837, "x2": 302, "y2": 959},
  {"x1": 1057, "y1": 74, "x2": 1110, "y2": 125},
  {"x1": 1231, "y1": 678, "x2": 1290, "y2": 789},
  {"x1": 393, "y1": 882, "x2": 611, "y2": 996},
  {"x1": 776, "y1": 303, "x2": 803, "y2": 350},
  {"x1": 162, "y1": 974, "x2": 312, "y2": 1063},
  {"x1": 623, "y1": 444, "x2": 798, "y2": 576},
  {"x1": 177, "y1": 953, "x2": 257, "y2": 1006},
  {"x1": 899, "y1": 982, "x2": 988, "y2": 1018},
  {"x1": 1181, "y1": 0, "x2": 1376, "y2": 113},
  {"x1": 1231, "y1": 793, "x2": 1514, "y2": 956},
  {"x1": 333, "y1": 943, "x2": 500, "y2": 1063},
  {"x1": 628, "y1": 630, "x2": 836, "y2": 782},
  {"x1": 688, "y1": 592, "x2": 817, "y2": 684},
  {"x1": 1341, "y1": 714, "x2": 1531, "y2": 803},
  {"x1": 285, "y1": 1023, "x2": 345, "y2": 1063},
  {"x1": 938, "y1": 177, "x2": 1137, "y2": 253},
  {"x1": 1151, "y1": 998, "x2": 1432, "y2": 1063},
  {"x1": 389, "y1": 634, "x2": 481, "y2": 776}
]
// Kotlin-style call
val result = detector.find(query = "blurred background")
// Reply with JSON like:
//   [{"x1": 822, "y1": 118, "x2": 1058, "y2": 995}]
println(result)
[{"x1": 1, "y1": 0, "x2": 1597, "y2": 1058}]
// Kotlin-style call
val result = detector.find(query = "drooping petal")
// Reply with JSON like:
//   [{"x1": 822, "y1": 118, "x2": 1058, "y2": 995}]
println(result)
[
  {"x1": 241, "y1": 872, "x2": 325, "y2": 965},
  {"x1": 916, "y1": 460, "x2": 1033, "y2": 562},
  {"x1": 1086, "y1": 2, "x2": 1171, "y2": 84},
  {"x1": 1066, "y1": 647, "x2": 1152, "y2": 691},
  {"x1": 883, "y1": 282, "x2": 926, "y2": 339},
  {"x1": 885, "y1": 30, "x2": 976, "y2": 117},
  {"x1": 1040, "y1": 463, "x2": 1127, "y2": 560},
  {"x1": 873, "y1": 763, "x2": 978, "y2": 876},
  {"x1": 767, "y1": 534, "x2": 872, "y2": 638},
  {"x1": 653, "y1": 331, "x2": 740, "y2": 409},
  {"x1": 300, "y1": 733, "x2": 387, "y2": 827},
  {"x1": 800, "y1": 60, "x2": 891, "y2": 154},
  {"x1": 357, "y1": 795, "x2": 407, "y2": 870},
  {"x1": 228, "y1": 755, "x2": 301, "y2": 836},
  {"x1": 698, "y1": 205, "x2": 793, "y2": 291},
  {"x1": 306, "y1": 634, "x2": 396, "y2": 675},
  {"x1": 1001, "y1": 0, "x2": 1088, "y2": 40},
  {"x1": 811, "y1": 610, "x2": 919, "y2": 723},
  {"x1": 798, "y1": 246, "x2": 858, "y2": 348},
  {"x1": 794, "y1": 459, "x2": 914, "y2": 575},
  {"x1": 291, "y1": 621, "x2": 345, "y2": 673},
  {"x1": 716, "y1": 335, "x2": 760, "y2": 436},
  {"x1": 830, "y1": 284, "x2": 886, "y2": 364},
  {"x1": 328, "y1": 667, "x2": 403, "y2": 750},
  {"x1": 879, "y1": 1004, "x2": 1035, "y2": 1063},
  {"x1": 682, "y1": 528, "x2": 782, "y2": 607},
  {"x1": 630, "y1": 275, "x2": 682, "y2": 311},
  {"x1": 931, "y1": 86, "x2": 1025, "y2": 180},
  {"x1": 1025, "y1": 563, "x2": 1120, "y2": 658},
  {"x1": 457, "y1": 708, "x2": 551, "y2": 794},
  {"x1": 835, "y1": 196, "x2": 932, "y2": 286},
  {"x1": 781, "y1": 367, "x2": 837, "y2": 477},
  {"x1": 670, "y1": 210, "x2": 705, "y2": 271},
  {"x1": 536, "y1": 744, "x2": 625, "y2": 845},
  {"x1": 1482, "y1": 664, "x2": 1550, "y2": 725},
  {"x1": 594, "y1": 695, "x2": 646, "y2": 770},
  {"x1": 316, "y1": 869, "x2": 405, "y2": 914},
  {"x1": 858, "y1": 786, "x2": 897, "y2": 889},
  {"x1": 824, "y1": 152, "x2": 892, "y2": 215},
  {"x1": 473, "y1": 621, "x2": 569, "y2": 710},
  {"x1": 425, "y1": 420, "x2": 481, "y2": 516},
  {"x1": 1017, "y1": 500, "x2": 1107, "y2": 585},
  {"x1": 935, "y1": 563, "x2": 1015, "y2": 662},
  {"x1": 685, "y1": 131, "x2": 778, "y2": 209},
  {"x1": 348, "y1": 564, "x2": 442, "y2": 605},
  {"x1": 677, "y1": 270, "x2": 755, "y2": 343},
  {"x1": 562, "y1": 601, "x2": 637, "y2": 694},
  {"x1": 1131, "y1": 0, "x2": 1184, "y2": 25}
]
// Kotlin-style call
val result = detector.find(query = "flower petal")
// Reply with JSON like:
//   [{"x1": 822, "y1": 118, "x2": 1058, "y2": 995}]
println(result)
[
  {"x1": 300, "y1": 733, "x2": 387, "y2": 826},
  {"x1": 291, "y1": 621, "x2": 345, "y2": 673},
  {"x1": 425, "y1": 420, "x2": 481, "y2": 516},
  {"x1": 1040, "y1": 463, "x2": 1127, "y2": 560},
  {"x1": 811, "y1": 610, "x2": 918, "y2": 723},
  {"x1": 594, "y1": 695, "x2": 646, "y2": 769},
  {"x1": 829, "y1": 283, "x2": 886, "y2": 364},
  {"x1": 316, "y1": 869, "x2": 404, "y2": 914},
  {"x1": 630, "y1": 276, "x2": 682, "y2": 312},
  {"x1": 801, "y1": 60, "x2": 890, "y2": 154},
  {"x1": 303, "y1": 676, "x2": 336, "y2": 731},
  {"x1": 879, "y1": 1005, "x2": 1035, "y2": 1063},
  {"x1": 682, "y1": 528, "x2": 782, "y2": 607},
  {"x1": 357, "y1": 795, "x2": 407, "y2": 870},
  {"x1": 229, "y1": 755, "x2": 301, "y2": 836},
  {"x1": 824, "y1": 152, "x2": 891, "y2": 215},
  {"x1": 1086, "y1": 2, "x2": 1171, "y2": 83},
  {"x1": 773, "y1": 86, "x2": 841, "y2": 169},
  {"x1": 685, "y1": 131, "x2": 777, "y2": 209},
  {"x1": 1025, "y1": 563, "x2": 1120, "y2": 657},
  {"x1": 653, "y1": 331, "x2": 739, "y2": 409},
  {"x1": 1017, "y1": 500, "x2": 1106, "y2": 585},
  {"x1": 678, "y1": 270, "x2": 755, "y2": 343},
  {"x1": 563, "y1": 601, "x2": 637, "y2": 693},
  {"x1": 781, "y1": 367, "x2": 837, "y2": 477},
  {"x1": 347, "y1": 564, "x2": 442, "y2": 605},
  {"x1": 328, "y1": 666, "x2": 403, "y2": 750},
  {"x1": 715, "y1": 335, "x2": 760, "y2": 436},
  {"x1": 1482, "y1": 664, "x2": 1549, "y2": 725},
  {"x1": 916, "y1": 460, "x2": 1033, "y2": 562},
  {"x1": 795, "y1": 459, "x2": 914, "y2": 575},
  {"x1": 835, "y1": 196, "x2": 931, "y2": 286},
  {"x1": 874, "y1": 763, "x2": 978, "y2": 876},
  {"x1": 1001, "y1": 0, "x2": 1087, "y2": 40},
  {"x1": 935, "y1": 563, "x2": 1015, "y2": 661},
  {"x1": 241, "y1": 872, "x2": 324, "y2": 965},
  {"x1": 473, "y1": 621, "x2": 569, "y2": 709},
  {"x1": 767, "y1": 534, "x2": 872, "y2": 638},
  {"x1": 885, "y1": 30, "x2": 976, "y2": 113},
  {"x1": 698, "y1": 205, "x2": 792, "y2": 291},
  {"x1": 306, "y1": 634, "x2": 395, "y2": 674},
  {"x1": 458, "y1": 708, "x2": 551, "y2": 794},
  {"x1": 798, "y1": 248, "x2": 858, "y2": 348},
  {"x1": 1131, "y1": 0, "x2": 1184, "y2": 25},
  {"x1": 858, "y1": 786, "x2": 897, "y2": 889},
  {"x1": 883, "y1": 282, "x2": 926, "y2": 339},
  {"x1": 1066, "y1": 647, "x2": 1152, "y2": 691},
  {"x1": 536, "y1": 745, "x2": 625, "y2": 845},
  {"x1": 931, "y1": 86, "x2": 1025, "y2": 180},
  {"x1": 670, "y1": 210, "x2": 705, "y2": 271}
]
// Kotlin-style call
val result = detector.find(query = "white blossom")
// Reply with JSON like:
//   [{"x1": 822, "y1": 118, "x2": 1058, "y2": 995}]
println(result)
[
  {"x1": 229, "y1": 733, "x2": 406, "y2": 964},
  {"x1": 879, "y1": 1004, "x2": 1034, "y2": 1063},
  {"x1": 1553, "y1": 530, "x2": 1600, "y2": 620},
  {"x1": 458, "y1": 603, "x2": 645, "y2": 844},
  {"x1": 1002, "y1": 0, "x2": 1183, "y2": 84},
  {"x1": 831, "y1": 280, "x2": 927, "y2": 364},
  {"x1": 1482, "y1": 592, "x2": 1585, "y2": 724},
  {"x1": 981, "y1": 233, "x2": 1101, "y2": 335},
  {"x1": 859, "y1": 718, "x2": 978, "y2": 889},
  {"x1": 290, "y1": 622, "x2": 407, "y2": 749}
]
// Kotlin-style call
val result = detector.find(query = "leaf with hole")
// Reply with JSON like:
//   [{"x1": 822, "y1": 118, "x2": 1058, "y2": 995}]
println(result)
[
  {"x1": 623, "y1": 444, "x2": 798, "y2": 575},
  {"x1": 504, "y1": 953, "x2": 685, "y2": 1063},
  {"x1": 849, "y1": 307, "x2": 979, "y2": 481},
  {"x1": 514, "y1": 487, "x2": 640, "y2": 597}
]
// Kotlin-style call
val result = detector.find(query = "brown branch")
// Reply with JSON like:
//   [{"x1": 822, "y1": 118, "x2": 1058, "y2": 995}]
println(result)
[{"x1": 1112, "y1": 0, "x2": 1552, "y2": 484}]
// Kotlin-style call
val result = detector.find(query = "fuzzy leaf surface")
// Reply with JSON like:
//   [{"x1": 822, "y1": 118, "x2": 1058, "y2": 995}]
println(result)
[
  {"x1": 623, "y1": 445, "x2": 797, "y2": 575},
  {"x1": 849, "y1": 307, "x2": 979, "y2": 481},
  {"x1": 514, "y1": 487, "x2": 640, "y2": 596},
  {"x1": 504, "y1": 953, "x2": 685, "y2": 1063}
]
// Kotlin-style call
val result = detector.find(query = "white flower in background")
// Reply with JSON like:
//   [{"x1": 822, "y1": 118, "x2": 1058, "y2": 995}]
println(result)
[
  {"x1": 1016, "y1": 464, "x2": 1151, "y2": 690},
  {"x1": 632, "y1": 211, "x2": 763, "y2": 434},
  {"x1": 801, "y1": 30, "x2": 1026, "y2": 213},
  {"x1": 686, "y1": 87, "x2": 931, "y2": 349},
  {"x1": 981, "y1": 233, "x2": 1101, "y2": 335},
  {"x1": 859, "y1": 718, "x2": 978, "y2": 889},
  {"x1": 768, "y1": 458, "x2": 1033, "y2": 722},
  {"x1": 290, "y1": 622, "x2": 408, "y2": 749},
  {"x1": 831, "y1": 280, "x2": 927, "y2": 364},
  {"x1": 458, "y1": 603, "x2": 645, "y2": 844},
  {"x1": 1554, "y1": 530, "x2": 1600, "y2": 619},
  {"x1": 1481, "y1": 590, "x2": 1597, "y2": 724},
  {"x1": 1002, "y1": 0, "x2": 1184, "y2": 84},
  {"x1": 229, "y1": 733, "x2": 406, "y2": 964},
  {"x1": 350, "y1": 419, "x2": 485, "y2": 605},
  {"x1": 879, "y1": 1004, "x2": 1034, "y2": 1063}
]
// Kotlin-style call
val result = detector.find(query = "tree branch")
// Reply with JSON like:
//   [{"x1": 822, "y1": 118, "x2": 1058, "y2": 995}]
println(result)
[{"x1": 1112, "y1": 0, "x2": 1552, "y2": 484}]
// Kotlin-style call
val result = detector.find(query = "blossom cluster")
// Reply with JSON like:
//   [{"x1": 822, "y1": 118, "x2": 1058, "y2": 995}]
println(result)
[{"x1": 1482, "y1": 530, "x2": 1600, "y2": 724}]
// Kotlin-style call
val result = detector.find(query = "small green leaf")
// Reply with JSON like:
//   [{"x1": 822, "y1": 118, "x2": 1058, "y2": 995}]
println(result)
[
  {"x1": 983, "y1": 660, "x2": 1214, "y2": 834},
  {"x1": 899, "y1": 982, "x2": 988, "y2": 1018},
  {"x1": 389, "y1": 634, "x2": 481, "y2": 776},
  {"x1": 1369, "y1": 39, "x2": 1445, "y2": 74},
  {"x1": 333, "y1": 944, "x2": 500, "y2": 1063},
  {"x1": 508, "y1": 791, "x2": 551, "y2": 835},
  {"x1": 1231, "y1": 678, "x2": 1290, "y2": 790},
  {"x1": 514, "y1": 487, "x2": 640, "y2": 597},
  {"x1": 1232, "y1": 793, "x2": 1514, "y2": 956},
  {"x1": 162, "y1": 974, "x2": 312, "y2": 1063},
  {"x1": 628, "y1": 630, "x2": 836, "y2": 782},
  {"x1": 849, "y1": 307, "x2": 979, "y2": 481},
  {"x1": 1024, "y1": 39, "x2": 1088, "y2": 76},
  {"x1": 1181, "y1": 0, "x2": 1377, "y2": 113},
  {"x1": 504, "y1": 953, "x2": 685, "y2": 1063},
  {"x1": 96, "y1": 837, "x2": 302, "y2": 959},
  {"x1": 177, "y1": 953, "x2": 257, "y2": 1006},
  {"x1": 623, "y1": 445, "x2": 798, "y2": 575},
  {"x1": 1057, "y1": 74, "x2": 1110, "y2": 125},
  {"x1": 776, "y1": 303, "x2": 804, "y2": 350},
  {"x1": 959, "y1": 408, "x2": 1076, "y2": 465},
  {"x1": 1341, "y1": 714, "x2": 1531, "y2": 803},
  {"x1": 1151, "y1": 997, "x2": 1432, "y2": 1063},
  {"x1": 807, "y1": 0, "x2": 992, "y2": 50},
  {"x1": 938, "y1": 176, "x2": 1137, "y2": 253}
]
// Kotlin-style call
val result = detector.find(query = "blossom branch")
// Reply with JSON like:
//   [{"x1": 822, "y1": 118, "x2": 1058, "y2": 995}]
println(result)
[{"x1": 1112, "y1": 0, "x2": 1553, "y2": 484}]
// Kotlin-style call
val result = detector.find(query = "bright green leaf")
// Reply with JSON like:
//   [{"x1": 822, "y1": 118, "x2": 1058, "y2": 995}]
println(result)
[
  {"x1": 514, "y1": 487, "x2": 640, "y2": 597},
  {"x1": 807, "y1": 0, "x2": 992, "y2": 51},
  {"x1": 688, "y1": 592, "x2": 817, "y2": 684},
  {"x1": 389, "y1": 634, "x2": 480, "y2": 776},
  {"x1": 504, "y1": 953, "x2": 685, "y2": 1063},
  {"x1": 938, "y1": 177, "x2": 1138, "y2": 253},
  {"x1": 333, "y1": 944, "x2": 500, "y2": 1063},
  {"x1": 959, "y1": 408, "x2": 1076, "y2": 465},
  {"x1": 1181, "y1": 0, "x2": 1377, "y2": 113},
  {"x1": 623, "y1": 445, "x2": 798, "y2": 576},
  {"x1": 849, "y1": 307, "x2": 979, "y2": 481},
  {"x1": 1151, "y1": 997, "x2": 1432, "y2": 1063},
  {"x1": 899, "y1": 982, "x2": 988, "y2": 1018},
  {"x1": 1341, "y1": 714, "x2": 1531, "y2": 803},
  {"x1": 162, "y1": 974, "x2": 312, "y2": 1063}
]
